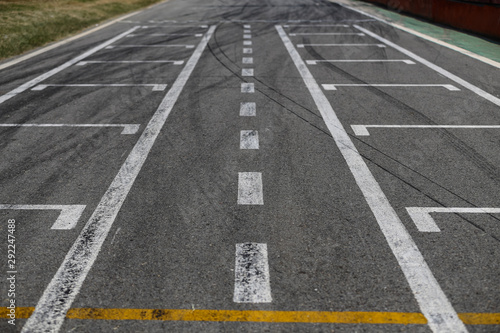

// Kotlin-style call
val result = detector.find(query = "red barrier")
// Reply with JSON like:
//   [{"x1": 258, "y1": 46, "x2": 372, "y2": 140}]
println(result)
[{"x1": 361, "y1": 0, "x2": 500, "y2": 40}]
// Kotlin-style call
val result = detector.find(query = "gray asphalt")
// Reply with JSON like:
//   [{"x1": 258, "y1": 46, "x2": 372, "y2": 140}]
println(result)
[{"x1": 0, "y1": 0, "x2": 499, "y2": 332}]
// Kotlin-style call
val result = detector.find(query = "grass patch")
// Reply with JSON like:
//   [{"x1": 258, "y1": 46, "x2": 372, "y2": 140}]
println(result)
[{"x1": 0, "y1": 0, "x2": 164, "y2": 60}]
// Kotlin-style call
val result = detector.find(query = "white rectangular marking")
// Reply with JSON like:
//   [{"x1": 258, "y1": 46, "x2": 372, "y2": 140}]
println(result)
[
  {"x1": 0, "y1": 123, "x2": 139, "y2": 134},
  {"x1": 237, "y1": 172, "x2": 263, "y2": 205},
  {"x1": 243, "y1": 25, "x2": 251, "y2": 28},
  {"x1": 351, "y1": 124, "x2": 500, "y2": 136},
  {"x1": 283, "y1": 24, "x2": 350, "y2": 27},
  {"x1": 322, "y1": 84, "x2": 459, "y2": 91},
  {"x1": 0, "y1": 205, "x2": 85, "y2": 230},
  {"x1": 306, "y1": 59, "x2": 415, "y2": 65},
  {"x1": 31, "y1": 84, "x2": 167, "y2": 91},
  {"x1": 242, "y1": 57, "x2": 254, "y2": 64},
  {"x1": 290, "y1": 33, "x2": 364, "y2": 36},
  {"x1": 297, "y1": 43, "x2": 385, "y2": 48},
  {"x1": 241, "y1": 83, "x2": 255, "y2": 93},
  {"x1": 126, "y1": 33, "x2": 202, "y2": 37},
  {"x1": 242, "y1": 68, "x2": 254, "y2": 77},
  {"x1": 0, "y1": 26, "x2": 140, "y2": 105},
  {"x1": 407, "y1": 207, "x2": 500, "y2": 232},
  {"x1": 240, "y1": 130, "x2": 259, "y2": 149},
  {"x1": 243, "y1": 40, "x2": 252, "y2": 46},
  {"x1": 243, "y1": 34, "x2": 252, "y2": 39},
  {"x1": 243, "y1": 48, "x2": 253, "y2": 54},
  {"x1": 234, "y1": 243, "x2": 272, "y2": 303},
  {"x1": 22, "y1": 26, "x2": 217, "y2": 333},
  {"x1": 240, "y1": 102, "x2": 256, "y2": 116},
  {"x1": 244, "y1": 29, "x2": 251, "y2": 34},
  {"x1": 76, "y1": 60, "x2": 184, "y2": 66},
  {"x1": 354, "y1": 25, "x2": 500, "y2": 107},
  {"x1": 276, "y1": 25, "x2": 467, "y2": 333},
  {"x1": 106, "y1": 44, "x2": 195, "y2": 49}
]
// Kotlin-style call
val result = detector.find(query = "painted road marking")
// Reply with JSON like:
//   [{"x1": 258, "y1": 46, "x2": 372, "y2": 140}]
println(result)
[
  {"x1": 276, "y1": 24, "x2": 467, "y2": 333},
  {"x1": 105, "y1": 44, "x2": 194, "y2": 49},
  {"x1": 242, "y1": 57, "x2": 254, "y2": 64},
  {"x1": 290, "y1": 33, "x2": 364, "y2": 36},
  {"x1": 22, "y1": 26, "x2": 217, "y2": 333},
  {"x1": 138, "y1": 24, "x2": 208, "y2": 28},
  {"x1": 234, "y1": 243, "x2": 272, "y2": 303},
  {"x1": 0, "y1": 26, "x2": 140, "y2": 105},
  {"x1": 240, "y1": 102, "x2": 256, "y2": 116},
  {"x1": 284, "y1": 24, "x2": 350, "y2": 27},
  {"x1": 77, "y1": 60, "x2": 184, "y2": 66},
  {"x1": 243, "y1": 48, "x2": 253, "y2": 54},
  {"x1": 237, "y1": 172, "x2": 263, "y2": 205},
  {"x1": 297, "y1": 43, "x2": 385, "y2": 48},
  {"x1": 244, "y1": 29, "x2": 251, "y2": 34},
  {"x1": 244, "y1": 25, "x2": 251, "y2": 29},
  {"x1": 407, "y1": 207, "x2": 500, "y2": 232},
  {"x1": 322, "y1": 84, "x2": 460, "y2": 91},
  {"x1": 0, "y1": 123, "x2": 140, "y2": 134},
  {"x1": 3, "y1": 307, "x2": 499, "y2": 325},
  {"x1": 32, "y1": 84, "x2": 167, "y2": 91},
  {"x1": 243, "y1": 40, "x2": 252, "y2": 46},
  {"x1": 244, "y1": 34, "x2": 252, "y2": 39},
  {"x1": 0, "y1": 205, "x2": 85, "y2": 230},
  {"x1": 354, "y1": 25, "x2": 500, "y2": 107},
  {"x1": 242, "y1": 68, "x2": 254, "y2": 77},
  {"x1": 240, "y1": 130, "x2": 259, "y2": 149},
  {"x1": 351, "y1": 124, "x2": 500, "y2": 136},
  {"x1": 307, "y1": 59, "x2": 415, "y2": 65},
  {"x1": 241, "y1": 83, "x2": 255, "y2": 93},
  {"x1": 126, "y1": 33, "x2": 202, "y2": 37}
]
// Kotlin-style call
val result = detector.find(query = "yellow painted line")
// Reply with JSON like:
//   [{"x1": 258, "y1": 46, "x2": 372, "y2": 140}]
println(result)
[{"x1": 0, "y1": 307, "x2": 498, "y2": 325}]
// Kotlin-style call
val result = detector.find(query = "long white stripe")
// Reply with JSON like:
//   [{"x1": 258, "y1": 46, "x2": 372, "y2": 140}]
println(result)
[
  {"x1": 237, "y1": 172, "x2": 263, "y2": 205},
  {"x1": 407, "y1": 207, "x2": 500, "y2": 232},
  {"x1": 0, "y1": 26, "x2": 140, "y2": 105},
  {"x1": 0, "y1": 205, "x2": 86, "y2": 230},
  {"x1": 354, "y1": 25, "x2": 500, "y2": 107},
  {"x1": 352, "y1": 124, "x2": 500, "y2": 136},
  {"x1": 127, "y1": 33, "x2": 202, "y2": 37},
  {"x1": 307, "y1": 59, "x2": 415, "y2": 65},
  {"x1": 289, "y1": 33, "x2": 364, "y2": 36},
  {"x1": 240, "y1": 130, "x2": 259, "y2": 149},
  {"x1": 106, "y1": 44, "x2": 194, "y2": 49},
  {"x1": 297, "y1": 43, "x2": 385, "y2": 48},
  {"x1": 283, "y1": 24, "x2": 350, "y2": 27},
  {"x1": 240, "y1": 102, "x2": 256, "y2": 116},
  {"x1": 276, "y1": 25, "x2": 467, "y2": 333},
  {"x1": 0, "y1": 123, "x2": 139, "y2": 134},
  {"x1": 22, "y1": 25, "x2": 217, "y2": 333},
  {"x1": 32, "y1": 84, "x2": 167, "y2": 91},
  {"x1": 323, "y1": 84, "x2": 459, "y2": 91},
  {"x1": 77, "y1": 60, "x2": 184, "y2": 66},
  {"x1": 233, "y1": 243, "x2": 272, "y2": 303}
]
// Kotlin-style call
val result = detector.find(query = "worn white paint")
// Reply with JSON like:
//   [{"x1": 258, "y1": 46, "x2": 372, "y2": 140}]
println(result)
[
  {"x1": 322, "y1": 84, "x2": 460, "y2": 91},
  {"x1": 351, "y1": 124, "x2": 500, "y2": 136},
  {"x1": 240, "y1": 130, "x2": 259, "y2": 149},
  {"x1": 283, "y1": 24, "x2": 350, "y2": 27},
  {"x1": 126, "y1": 33, "x2": 202, "y2": 37},
  {"x1": 77, "y1": 60, "x2": 184, "y2": 66},
  {"x1": 243, "y1": 40, "x2": 252, "y2": 46},
  {"x1": 240, "y1": 102, "x2": 256, "y2": 116},
  {"x1": 0, "y1": 205, "x2": 85, "y2": 230},
  {"x1": 242, "y1": 57, "x2": 253, "y2": 64},
  {"x1": 243, "y1": 48, "x2": 253, "y2": 54},
  {"x1": 242, "y1": 68, "x2": 254, "y2": 77},
  {"x1": 22, "y1": 26, "x2": 217, "y2": 333},
  {"x1": 307, "y1": 59, "x2": 415, "y2": 65},
  {"x1": 32, "y1": 84, "x2": 167, "y2": 91},
  {"x1": 234, "y1": 243, "x2": 272, "y2": 303},
  {"x1": 244, "y1": 30, "x2": 252, "y2": 34},
  {"x1": 276, "y1": 24, "x2": 467, "y2": 333},
  {"x1": 289, "y1": 33, "x2": 364, "y2": 36},
  {"x1": 407, "y1": 207, "x2": 500, "y2": 232},
  {"x1": 105, "y1": 44, "x2": 194, "y2": 49},
  {"x1": 0, "y1": 123, "x2": 139, "y2": 134},
  {"x1": 237, "y1": 172, "x2": 263, "y2": 205},
  {"x1": 241, "y1": 83, "x2": 255, "y2": 93},
  {"x1": 0, "y1": 26, "x2": 140, "y2": 105},
  {"x1": 297, "y1": 43, "x2": 385, "y2": 48},
  {"x1": 354, "y1": 25, "x2": 500, "y2": 106},
  {"x1": 243, "y1": 34, "x2": 252, "y2": 39}
]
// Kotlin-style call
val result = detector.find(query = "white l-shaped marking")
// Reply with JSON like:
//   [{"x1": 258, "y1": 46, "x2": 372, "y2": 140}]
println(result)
[{"x1": 0, "y1": 205, "x2": 85, "y2": 229}]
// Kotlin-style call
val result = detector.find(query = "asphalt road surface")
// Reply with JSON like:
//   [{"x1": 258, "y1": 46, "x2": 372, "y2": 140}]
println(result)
[{"x1": 0, "y1": 0, "x2": 499, "y2": 332}]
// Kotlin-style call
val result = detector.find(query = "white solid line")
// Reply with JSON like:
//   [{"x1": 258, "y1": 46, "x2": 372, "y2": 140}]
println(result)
[
  {"x1": 283, "y1": 24, "x2": 350, "y2": 27},
  {"x1": 351, "y1": 124, "x2": 500, "y2": 136},
  {"x1": 0, "y1": 26, "x2": 140, "y2": 105},
  {"x1": 105, "y1": 44, "x2": 194, "y2": 49},
  {"x1": 322, "y1": 84, "x2": 460, "y2": 91},
  {"x1": 0, "y1": 205, "x2": 86, "y2": 230},
  {"x1": 31, "y1": 84, "x2": 167, "y2": 91},
  {"x1": 407, "y1": 207, "x2": 500, "y2": 232},
  {"x1": 22, "y1": 25, "x2": 217, "y2": 333},
  {"x1": 354, "y1": 25, "x2": 500, "y2": 107},
  {"x1": 240, "y1": 102, "x2": 256, "y2": 116},
  {"x1": 307, "y1": 59, "x2": 415, "y2": 65},
  {"x1": 297, "y1": 43, "x2": 385, "y2": 48},
  {"x1": 242, "y1": 68, "x2": 254, "y2": 77},
  {"x1": 240, "y1": 130, "x2": 259, "y2": 149},
  {"x1": 243, "y1": 48, "x2": 253, "y2": 54},
  {"x1": 234, "y1": 243, "x2": 272, "y2": 303},
  {"x1": 243, "y1": 34, "x2": 252, "y2": 39},
  {"x1": 339, "y1": 3, "x2": 500, "y2": 69},
  {"x1": 243, "y1": 40, "x2": 252, "y2": 46},
  {"x1": 138, "y1": 24, "x2": 209, "y2": 28},
  {"x1": 126, "y1": 33, "x2": 203, "y2": 37},
  {"x1": 276, "y1": 24, "x2": 467, "y2": 333},
  {"x1": 0, "y1": 123, "x2": 139, "y2": 134},
  {"x1": 238, "y1": 172, "x2": 263, "y2": 205},
  {"x1": 244, "y1": 30, "x2": 251, "y2": 34},
  {"x1": 77, "y1": 60, "x2": 184, "y2": 66},
  {"x1": 241, "y1": 83, "x2": 255, "y2": 93},
  {"x1": 242, "y1": 57, "x2": 254, "y2": 64},
  {"x1": 289, "y1": 33, "x2": 364, "y2": 36}
]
